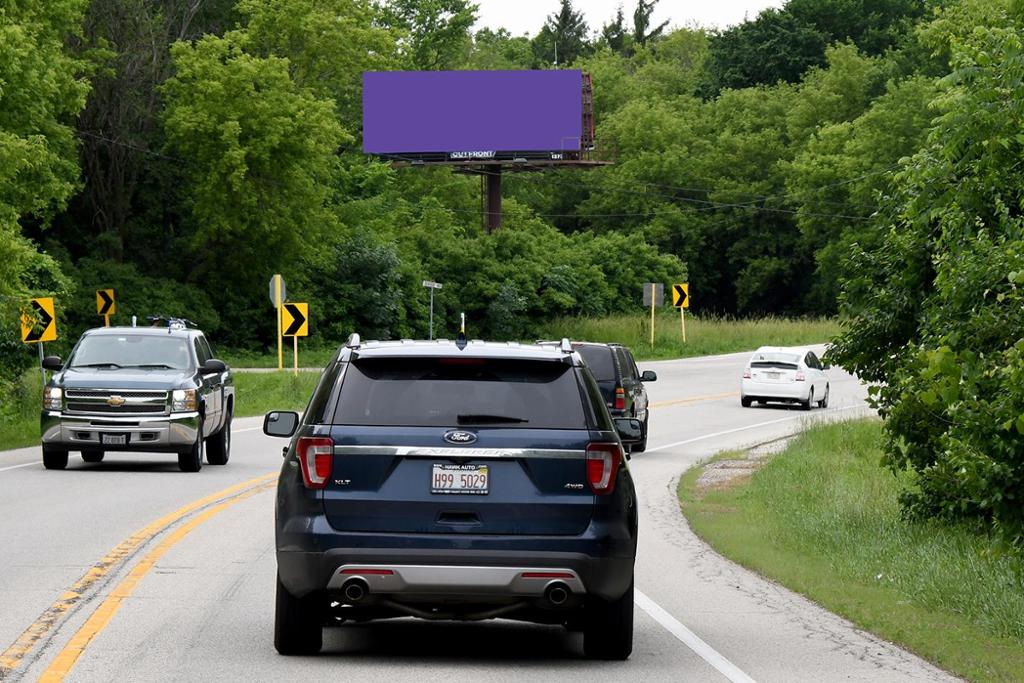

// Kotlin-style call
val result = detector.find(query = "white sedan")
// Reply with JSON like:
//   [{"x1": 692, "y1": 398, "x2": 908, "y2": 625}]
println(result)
[{"x1": 740, "y1": 346, "x2": 829, "y2": 410}]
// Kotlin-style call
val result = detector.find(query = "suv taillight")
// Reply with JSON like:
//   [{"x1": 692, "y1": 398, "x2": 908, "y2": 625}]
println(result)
[
  {"x1": 297, "y1": 437, "x2": 333, "y2": 489},
  {"x1": 614, "y1": 387, "x2": 626, "y2": 410},
  {"x1": 586, "y1": 442, "x2": 622, "y2": 494}
]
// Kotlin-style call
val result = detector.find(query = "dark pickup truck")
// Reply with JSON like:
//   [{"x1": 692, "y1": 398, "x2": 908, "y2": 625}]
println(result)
[{"x1": 39, "y1": 323, "x2": 234, "y2": 472}]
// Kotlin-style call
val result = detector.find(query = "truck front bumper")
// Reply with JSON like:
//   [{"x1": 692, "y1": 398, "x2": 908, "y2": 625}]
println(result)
[{"x1": 41, "y1": 411, "x2": 200, "y2": 452}]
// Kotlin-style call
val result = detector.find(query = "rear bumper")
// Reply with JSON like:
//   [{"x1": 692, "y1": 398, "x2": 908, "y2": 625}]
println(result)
[
  {"x1": 740, "y1": 380, "x2": 808, "y2": 402},
  {"x1": 278, "y1": 547, "x2": 633, "y2": 601},
  {"x1": 40, "y1": 411, "x2": 200, "y2": 451}
]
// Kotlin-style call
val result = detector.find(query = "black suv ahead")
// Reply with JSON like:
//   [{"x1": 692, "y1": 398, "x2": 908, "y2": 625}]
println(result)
[
  {"x1": 264, "y1": 336, "x2": 642, "y2": 659},
  {"x1": 566, "y1": 343, "x2": 656, "y2": 452}
]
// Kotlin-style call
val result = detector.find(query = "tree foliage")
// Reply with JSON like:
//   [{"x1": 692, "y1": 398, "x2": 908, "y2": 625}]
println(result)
[{"x1": 829, "y1": 3, "x2": 1024, "y2": 540}]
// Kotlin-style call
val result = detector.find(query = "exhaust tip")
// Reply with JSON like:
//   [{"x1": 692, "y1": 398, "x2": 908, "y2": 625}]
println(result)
[
  {"x1": 545, "y1": 582, "x2": 570, "y2": 606},
  {"x1": 342, "y1": 578, "x2": 369, "y2": 604}
]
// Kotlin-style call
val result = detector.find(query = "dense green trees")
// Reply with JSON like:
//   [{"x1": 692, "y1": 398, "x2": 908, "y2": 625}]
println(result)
[{"x1": 830, "y1": 2, "x2": 1024, "y2": 540}]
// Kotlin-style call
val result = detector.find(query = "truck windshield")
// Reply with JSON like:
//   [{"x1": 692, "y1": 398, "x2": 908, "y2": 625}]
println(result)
[
  {"x1": 333, "y1": 357, "x2": 586, "y2": 429},
  {"x1": 69, "y1": 335, "x2": 192, "y2": 371}
]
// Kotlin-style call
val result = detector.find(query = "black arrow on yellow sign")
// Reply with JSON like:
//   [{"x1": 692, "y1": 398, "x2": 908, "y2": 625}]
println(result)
[
  {"x1": 672, "y1": 283, "x2": 689, "y2": 309},
  {"x1": 282, "y1": 303, "x2": 308, "y2": 337},
  {"x1": 96, "y1": 289, "x2": 115, "y2": 316},
  {"x1": 23, "y1": 299, "x2": 56, "y2": 343}
]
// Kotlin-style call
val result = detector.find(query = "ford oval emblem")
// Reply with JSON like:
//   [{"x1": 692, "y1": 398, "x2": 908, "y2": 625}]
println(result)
[{"x1": 444, "y1": 430, "x2": 478, "y2": 445}]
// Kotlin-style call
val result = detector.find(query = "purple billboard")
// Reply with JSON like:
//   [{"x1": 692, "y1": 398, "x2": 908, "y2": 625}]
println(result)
[{"x1": 362, "y1": 70, "x2": 584, "y2": 159}]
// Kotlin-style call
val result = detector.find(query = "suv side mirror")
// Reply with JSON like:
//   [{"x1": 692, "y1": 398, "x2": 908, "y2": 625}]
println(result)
[
  {"x1": 614, "y1": 417, "x2": 643, "y2": 445},
  {"x1": 640, "y1": 370, "x2": 657, "y2": 382},
  {"x1": 42, "y1": 356, "x2": 63, "y2": 371},
  {"x1": 264, "y1": 411, "x2": 299, "y2": 438},
  {"x1": 200, "y1": 359, "x2": 227, "y2": 374}
]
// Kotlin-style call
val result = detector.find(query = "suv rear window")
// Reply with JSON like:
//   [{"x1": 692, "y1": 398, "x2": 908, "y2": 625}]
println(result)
[
  {"x1": 333, "y1": 357, "x2": 586, "y2": 429},
  {"x1": 575, "y1": 345, "x2": 616, "y2": 382}
]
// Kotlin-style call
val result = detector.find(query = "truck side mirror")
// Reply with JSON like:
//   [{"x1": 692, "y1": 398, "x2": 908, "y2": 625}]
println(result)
[{"x1": 42, "y1": 356, "x2": 63, "y2": 371}]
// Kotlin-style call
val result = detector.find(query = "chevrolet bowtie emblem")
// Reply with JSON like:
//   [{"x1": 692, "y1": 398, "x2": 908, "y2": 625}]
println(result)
[{"x1": 106, "y1": 395, "x2": 126, "y2": 407}]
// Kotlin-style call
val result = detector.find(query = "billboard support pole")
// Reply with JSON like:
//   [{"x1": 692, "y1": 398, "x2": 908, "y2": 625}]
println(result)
[{"x1": 485, "y1": 168, "x2": 502, "y2": 233}]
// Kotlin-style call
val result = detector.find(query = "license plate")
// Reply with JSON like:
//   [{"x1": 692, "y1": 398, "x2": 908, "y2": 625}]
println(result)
[
  {"x1": 431, "y1": 464, "x2": 489, "y2": 495},
  {"x1": 766, "y1": 372, "x2": 781, "y2": 379},
  {"x1": 101, "y1": 433, "x2": 128, "y2": 446}
]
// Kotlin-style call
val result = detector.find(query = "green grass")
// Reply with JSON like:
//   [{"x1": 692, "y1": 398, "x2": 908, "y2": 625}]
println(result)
[
  {"x1": 679, "y1": 419, "x2": 1024, "y2": 682},
  {"x1": 536, "y1": 313, "x2": 839, "y2": 360},
  {"x1": 221, "y1": 346, "x2": 338, "y2": 368},
  {"x1": 0, "y1": 371, "x2": 43, "y2": 451},
  {"x1": 232, "y1": 370, "x2": 321, "y2": 418}
]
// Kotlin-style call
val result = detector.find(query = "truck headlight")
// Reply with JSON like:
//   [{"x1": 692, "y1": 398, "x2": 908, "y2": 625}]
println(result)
[
  {"x1": 172, "y1": 389, "x2": 196, "y2": 412},
  {"x1": 43, "y1": 386, "x2": 62, "y2": 411}
]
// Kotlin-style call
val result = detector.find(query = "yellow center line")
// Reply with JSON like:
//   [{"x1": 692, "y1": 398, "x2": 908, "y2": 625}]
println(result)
[
  {"x1": 649, "y1": 391, "x2": 739, "y2": 409},
  {"x1": 38, "y1": 480, "x2": 276, "y2": 682},
  {"x1": 0, "y1": 472, "x2": 277, "y2": 676}
]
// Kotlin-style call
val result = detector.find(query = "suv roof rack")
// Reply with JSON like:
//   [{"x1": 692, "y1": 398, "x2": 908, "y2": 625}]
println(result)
[
  {"x1": 345, "y1": 332, "x2": 361, "y2": 349},
  {"x1": 559, "y1": 338, "x2": 572, "y2": 353},
  {"x1": 145, "y1": 315, "x2": 196, "y2": 331}
]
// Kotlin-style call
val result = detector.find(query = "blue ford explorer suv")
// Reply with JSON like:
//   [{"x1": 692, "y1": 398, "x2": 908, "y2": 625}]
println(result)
[{"x1": 264, "y1": 335, "x2": 641, "y2": 659}]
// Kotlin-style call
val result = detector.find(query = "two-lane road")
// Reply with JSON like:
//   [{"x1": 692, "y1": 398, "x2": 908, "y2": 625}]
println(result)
[{"x1": 0, "y1": 350, "x2": 954, "y2": 682}]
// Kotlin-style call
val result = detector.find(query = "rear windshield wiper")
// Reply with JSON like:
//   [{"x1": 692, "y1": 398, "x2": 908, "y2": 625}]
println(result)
[
  {"x1": 71, "y1": 362, "x2": 122, "y2": 369},
  {"x1": 456, "y1": 414, "x2": 529, "y2": 425}
]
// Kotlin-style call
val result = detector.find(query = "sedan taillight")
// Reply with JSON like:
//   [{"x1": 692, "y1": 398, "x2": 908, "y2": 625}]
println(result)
[
  {"x1": 795, "y1": 371, "x2": 806, "y2": 382},
  {"x1": 297, "y1": 437, "x2": 333, "y2": 489},
  {"x1": 742, "y1": 368, "x2": 751, "y2": 379},
  {"x1": 586, "y1": 442, "x2": 622, "y2": 494}
]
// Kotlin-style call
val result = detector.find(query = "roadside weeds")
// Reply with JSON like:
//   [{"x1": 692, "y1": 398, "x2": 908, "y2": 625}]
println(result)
[{"x1": 678, "y1": 419, "x2": 1024, "y2": 683}]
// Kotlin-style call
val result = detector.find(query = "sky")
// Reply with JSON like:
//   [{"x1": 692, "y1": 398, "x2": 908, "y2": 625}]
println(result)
[{"x1": 472, "y1": 1, "x2": 786, "y2": 37}]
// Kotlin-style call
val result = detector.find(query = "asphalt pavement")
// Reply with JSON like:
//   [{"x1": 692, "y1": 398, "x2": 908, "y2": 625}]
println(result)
[{"x1": 0, "y1": 347, "x2": 956, "y2": 682}]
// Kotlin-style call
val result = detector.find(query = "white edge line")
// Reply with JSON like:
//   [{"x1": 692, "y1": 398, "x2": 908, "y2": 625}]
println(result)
[
  {"x1": 0, "y1": 462, "x2": 38, "y2": 473},
  {"x1": 635, "y1": 588, "x2": 757, "y2": 683},
  {"x1": 646, "y1": 404, "x2": 868, "y2": 453}
]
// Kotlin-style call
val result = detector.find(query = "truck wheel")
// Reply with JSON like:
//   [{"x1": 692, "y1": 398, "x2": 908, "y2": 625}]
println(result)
[
  {"x1": 274, "y1": 573, "x2": 323, "y2": 655},
  {"x1": 81, "y1": 450, "x2": 105, "y2": 463},
  {"x1": 178, "y1": 422, "x2": 203, "y2": 472},
  {"x1": 206, "y1": 408, "x2": 231, "y2": 466},
  {"x1": 42, "y1": 446, "x2": 68, "y2": 470},
  {"x1": 583, "y1": 579, "x2": 634, "y2": 660}
]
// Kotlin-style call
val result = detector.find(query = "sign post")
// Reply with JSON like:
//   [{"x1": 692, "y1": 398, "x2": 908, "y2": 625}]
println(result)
[
  {"x1": 422, "y1": 280, "x2": 443, "y2": 340},
  {"x1": 269, "y1": 274, "x2": 286, "y2": 371},
  {"x1": 21, "y1": 297, "x2": 58, "y2": 386},
  {"x1": 96, "y1": 289, "x2": 116, "y2": 327},
  {"x1": 642, "y1": 283, "x2": 664, "y2": 347},
  {"x1": 672, "y1": 283, "x2": 690, "y2": 342},
  {"x1": 281, "y1": 302, "x2": 308, "y2": 376}
]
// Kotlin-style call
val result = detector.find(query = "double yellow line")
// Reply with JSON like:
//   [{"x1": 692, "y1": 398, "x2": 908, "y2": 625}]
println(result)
[
  {"x1": 648, "y1": 391, "x2": 739, "y2": 409},
  {"x1": 0, "y1": 472, "x2": 276, "y2": 681}
]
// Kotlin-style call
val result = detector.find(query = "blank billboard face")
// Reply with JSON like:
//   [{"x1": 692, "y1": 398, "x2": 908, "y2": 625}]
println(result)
[{"x1": 362, "y1": 70, "x2": 583, "y2": 157}]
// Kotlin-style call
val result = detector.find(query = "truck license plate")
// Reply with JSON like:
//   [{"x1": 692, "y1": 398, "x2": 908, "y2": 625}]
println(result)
[
  {"x1": 431, "y1": 464, "x2": 489, "y2": 495},
  {"x1": 101, "y1": 434, "x2": 128, "y2": 446}
]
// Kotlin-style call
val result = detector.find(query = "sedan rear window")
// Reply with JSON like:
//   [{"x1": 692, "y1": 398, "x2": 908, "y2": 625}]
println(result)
[
  {"x1": 750, "y1": 352, "x2": 801, "y2": 370},
  {"x1": 575, "y1": 346, "x2": 616, "y2": 382},
  {"x1": 333, "y1": 358, "x2": 586, "y2": 429}
]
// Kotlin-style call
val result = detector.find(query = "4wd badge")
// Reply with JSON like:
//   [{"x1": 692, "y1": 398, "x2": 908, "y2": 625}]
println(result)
[{"x1": 443, "y1": 430, "x2": 477, "y2": 445}]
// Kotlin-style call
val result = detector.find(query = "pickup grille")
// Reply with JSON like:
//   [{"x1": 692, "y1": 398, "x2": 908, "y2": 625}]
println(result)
[{"x1": 64, "y1": 389, "x2": 169, "y2": 416}]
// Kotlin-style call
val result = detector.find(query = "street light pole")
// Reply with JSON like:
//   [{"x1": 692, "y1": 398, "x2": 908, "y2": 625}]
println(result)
[{"x1": 422, "y1": 280, "x2": 443, "y2": 340}]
